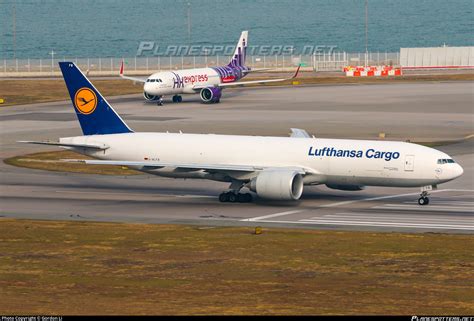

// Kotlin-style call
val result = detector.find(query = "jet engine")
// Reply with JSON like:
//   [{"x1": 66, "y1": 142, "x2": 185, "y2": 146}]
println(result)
[
  {"x1": 249, "y1": 170, "x2": 304, "y2": 201},
  {"x1": 200, "y1": 87, "x2": 222, "y2": 103},
  {"x1": 143, "y1": 91, "x2": 160, "y2": 101},
  {"x1": 326, "y1": 184, "x2": 365, "y2": 191}
]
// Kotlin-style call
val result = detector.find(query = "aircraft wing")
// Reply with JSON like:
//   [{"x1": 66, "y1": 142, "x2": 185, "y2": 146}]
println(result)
[
  {"x1": 78, "y1": 159, "x2": 313, "y2": 174},
  {"x1": 193, "y1": 64, "x2": 301, "y2": 90},
  {"x1": 119, "y1": 60, "x2": 147, "y2": 83},
  {"x1": 18, "y1": 141, "x2": 110, "y2": 150}
]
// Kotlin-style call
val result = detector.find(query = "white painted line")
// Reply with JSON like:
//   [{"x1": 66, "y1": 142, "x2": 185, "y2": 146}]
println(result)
[
  {"x1": 374, "y1": 205, "x2": 474, "y2": 213},
  {"x1": 175, "y1": 195, "x2": 216, "y2": 199},
  {"x1": 320, "y1": 189, "x2": 452, "y2": 208},
  {"x1": 382, "y1": 203, "x2": 474, "y2": 210},
  {"x1": 249, "y1": 219, "x2": 474, "y2": 231},
  {"x1": 443, "y1": 194, "x2": 474, "y2": 199},
  {"x1": 329, "y1": 212, "x2": 473, "y2": 220},
  {"x1": 298, "y1": 219, "x2": 474, "y2": 230},
  {"x1": 55, "y1": 190, "x2": 215, "y2": 199},
  {"x1": 403, "y1": 201, "x2": 474, "y2": 206},
  {"x1": 322, "y1": 214, "x2": 474, "y2": 224},
  {"x1": 240, "y1": 210, "x2": 303, "y2": 222}
]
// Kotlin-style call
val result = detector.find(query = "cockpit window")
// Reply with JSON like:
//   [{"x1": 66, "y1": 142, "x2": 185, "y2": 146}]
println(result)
[{"x1": 437, "y1": 159, "x2": 455, "y2": 164}]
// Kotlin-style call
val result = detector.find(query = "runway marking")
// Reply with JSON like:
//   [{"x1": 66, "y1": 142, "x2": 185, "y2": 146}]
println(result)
[
  {"x1": 240, "y1": 210, "x2": 303, "y2": 222},
  {"x1": 243, "y1": 219, "x2": 474, "y2": 231},
  {"x1": 374, "y1": 204, "x2": 474, "y2": 213},
  {"x1": 298, "y1": 219, "x2": 474, "y2": 230},
  {"x1": 55, "y1": 190, "x2": 215, "y2": 199},
  {"x1": 319, "y1": 189, "x2": 455, "y2": 208},
  {"x1": 403, "y1": 201, "x2": 474, "y2": 206},
  {"x1": 384, "y1": 203, "x2": 474, "y2": 209},
  {"x1": 321, "y1": 213, "x2": 474, "y2": 224},
  {"x1": 175, "y1": 195, "x2": 216, "y2": 199},
  {"x1": 464, "y1": 133, "x2": 474, "y2": 139},
  {"x1": 321, "y1": 189, "x2": 450, "y2": 207}
]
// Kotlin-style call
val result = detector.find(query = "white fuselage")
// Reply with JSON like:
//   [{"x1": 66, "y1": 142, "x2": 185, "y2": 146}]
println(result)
[
  {"x1": 61, "y1": 133, "x2": 463, "y2": 188},
  {"x1": 144, "y1": 68, "x2": 222, "y2": 96}
]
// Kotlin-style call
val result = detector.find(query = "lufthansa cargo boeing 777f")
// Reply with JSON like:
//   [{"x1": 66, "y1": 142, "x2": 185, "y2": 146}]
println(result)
[{"x1": 22, "y1": 62, "x2": 463, "y2": 205}]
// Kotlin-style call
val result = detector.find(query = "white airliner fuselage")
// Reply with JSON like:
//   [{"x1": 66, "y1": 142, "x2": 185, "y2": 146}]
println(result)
[
  {"x1": 61, "y1": 132, "x2": 463, "y2": 192},
  {"x1": 144, "y1": 67, "x2": 222, "y2": 95}
]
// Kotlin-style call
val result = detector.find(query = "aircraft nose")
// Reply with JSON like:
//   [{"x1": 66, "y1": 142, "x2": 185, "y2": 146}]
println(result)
[
  {"x1": 453, "y1": 164, "x2": 464, "y2": 178},
  {"x1": 144, "y1": 82, "x2": 151, "y2": 92}
]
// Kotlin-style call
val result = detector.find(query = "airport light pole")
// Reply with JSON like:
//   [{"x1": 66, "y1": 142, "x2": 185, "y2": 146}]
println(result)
[
  {"x1": 13, "y1": 1, "x2": 16, "y2": 59},
  {"x1": 365, "y1": 0, "x2": 368, "y2": 67},
  {"x1": 187, "y1": 2, "x2": 192, "y2": 44},
  {"x1": 49, "y1": 50, "x2": 56, "y2": 73},
  {"x1": 204, "y1": 48, "x2": 209, "y2": 67}
]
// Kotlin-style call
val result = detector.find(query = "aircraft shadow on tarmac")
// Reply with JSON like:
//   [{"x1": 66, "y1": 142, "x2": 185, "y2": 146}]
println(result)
[{"x1": 142, "y1": 90, "x2": 245, "y2": 105}]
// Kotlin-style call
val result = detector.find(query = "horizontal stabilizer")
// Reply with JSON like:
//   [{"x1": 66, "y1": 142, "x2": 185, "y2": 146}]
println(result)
[
  {"x1": 243, "y1": 68, "x2": 274, "y2": 73},
  {"x1": 290, "y1": 128, "x2": 311, "y2": 138},
  {"x1": 18, "y1": 140, "x2": 109, "y2": 150}
]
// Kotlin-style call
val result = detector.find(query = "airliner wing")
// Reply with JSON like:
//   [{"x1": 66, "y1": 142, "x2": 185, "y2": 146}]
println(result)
[
  {"x1": 78, "y1": 159, "x2": 312, "y2": 174},
  {"x1": 193, "y1": 65, "x2": 301, "y2": 90},
  {"x1": 119, "y1": 60, "x2": 147, "y2": 83},
  {"x1": 18, "y1": 141, "x2": 109, "y2": 150}
]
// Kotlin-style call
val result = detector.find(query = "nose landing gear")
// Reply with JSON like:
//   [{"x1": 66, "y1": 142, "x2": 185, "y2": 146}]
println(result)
[
  {"x1": 417, "y1": 185, "x2": 436, "y2": 205},
  {"x1": 418, "y1": 191, "x2": 430, "y2": 205},
  {"x1": 156, "y1": 97, "x2": 164, "y2": 106}
]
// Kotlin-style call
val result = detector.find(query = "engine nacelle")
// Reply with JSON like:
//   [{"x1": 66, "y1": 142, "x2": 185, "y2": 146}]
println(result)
[
  {"x1": 143, "y1": 91, "x2": 160, "y2": 101},
  {"x1": 200, "y1": 87, "x2": 222, "y2": 103},
  {"x1": 326, "y1": 184, "x2": 365, "y2": 191},
  {"x1": 249, "y1": 170, "x2": 304, "y2": 201}
]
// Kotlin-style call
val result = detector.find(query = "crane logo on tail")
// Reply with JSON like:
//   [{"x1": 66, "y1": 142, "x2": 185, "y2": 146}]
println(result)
[{"x1": 74, "y1": 87, "x2": 97, "y2": 115}]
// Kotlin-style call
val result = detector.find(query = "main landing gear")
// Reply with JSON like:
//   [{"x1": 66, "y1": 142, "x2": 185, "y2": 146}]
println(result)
[
  {"x1": 219, "y1": 191, "x2": 253, "y2": 203},
  {"x1": 172, "y1": 95, "x2": 182, "y2": 103},
  {"x1": 218, "y1": 180, "x2": 253, "y2": 203}
]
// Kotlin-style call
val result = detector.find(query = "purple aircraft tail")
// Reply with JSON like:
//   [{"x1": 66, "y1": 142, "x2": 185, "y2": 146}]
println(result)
[{"x1": 228, "y1": 31, "x2": 248, "y2": 68}]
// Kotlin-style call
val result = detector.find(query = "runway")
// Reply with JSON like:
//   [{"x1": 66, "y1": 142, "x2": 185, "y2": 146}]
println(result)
[{"x1": 1, "y1": 82, "x2": 473, "y2": 233}]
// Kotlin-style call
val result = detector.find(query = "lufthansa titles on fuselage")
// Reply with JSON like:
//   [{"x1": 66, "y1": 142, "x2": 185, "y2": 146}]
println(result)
[{"x1": 308, "y1": 146, "x2": 400, "y2": 161}]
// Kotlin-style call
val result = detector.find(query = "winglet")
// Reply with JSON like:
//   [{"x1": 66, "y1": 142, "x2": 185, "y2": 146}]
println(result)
[
  {"x1": 292, "y1": 64, "x2": 302, "y2": 79},
  {"x1": 119, "y1": 59, "x2": 124, "y2": 76},
  {"x1": 118, "y1": 60, "x2": 147, "y2": 83}
]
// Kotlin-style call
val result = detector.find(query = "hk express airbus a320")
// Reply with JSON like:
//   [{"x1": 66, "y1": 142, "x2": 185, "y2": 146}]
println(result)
[{"x1": 120, "y1": 31, "x2": 300, "y2": 105}]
